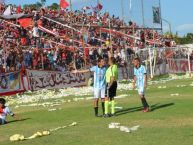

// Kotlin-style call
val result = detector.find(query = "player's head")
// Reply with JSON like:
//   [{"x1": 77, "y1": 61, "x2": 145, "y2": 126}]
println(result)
[
  {"x1": 98, "y1": 57, "x2": 105, "y2": 67},
  {"x1": 108, "y1": 57, "x2": 116, "y2": 66},
  {"x1": 0, "y1": 98, "x2": 6, "y2": 108},
  {"x1": 133, "y1": 57, "x2": 140, "y2": 67}
]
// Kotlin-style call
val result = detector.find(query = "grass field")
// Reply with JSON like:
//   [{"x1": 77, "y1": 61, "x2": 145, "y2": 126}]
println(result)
[{"x1": 0, "y1": 78, "x2": 193, "y2": 145}]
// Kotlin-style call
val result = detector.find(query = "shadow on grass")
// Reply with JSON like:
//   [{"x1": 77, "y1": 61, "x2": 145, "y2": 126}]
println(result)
[
  {"x1": 115, "y1": 103, "x2": 174, "y2": 116},
  {"x1": 115, "y1": 106, "x2": 144, "y2": 116},
  {"x1": 150, "y1": 103, "x2": 175, "y2": 111},
  {"x1": 7, "y1": 118, "x2": 31, "y2": 124}
]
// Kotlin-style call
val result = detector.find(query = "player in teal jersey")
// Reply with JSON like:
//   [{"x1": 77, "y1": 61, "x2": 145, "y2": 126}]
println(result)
[{"x1": 133, "y1": 57, "x2": 150, "y2": 112}]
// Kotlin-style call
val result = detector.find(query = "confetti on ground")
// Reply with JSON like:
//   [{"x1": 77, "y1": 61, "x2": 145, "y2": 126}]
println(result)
[
  {"x1": 170, "y1": 93, "x2": 179, "y2": 96},
  {"x1": 10, "y1": 122, "x2": 77, "y2": 142},
  {"x1": 48, "y1": 108, "x2": 57, "y2": 112},
  {"x1": 4, "y1": 73, "x2": 192, "y2": 109},
  {"x1": 190, "y1": 82, "x2": 193, "y2": 87},
  {"x1": 115, "y1": 106, "x2": 123, "y2": 110},
  {"x1": 177, "y1": 85, "x2": 187, "y2": 87},
  {"x1": 116, "y1": 94, "x2": 128, "y2": 99},
  {"x1": 108, "y1": 122, "x2": 140, "y2": 133},
  {"x1": 158, "y1": 86, "x2": 167, "y2": 89}
]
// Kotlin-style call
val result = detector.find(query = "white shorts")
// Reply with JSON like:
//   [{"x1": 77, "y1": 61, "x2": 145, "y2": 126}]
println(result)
[
  {"x1": 137, "y1": 87, "x2": 145, "y2": 95},
  {"x1": 94, "y1": 88, "x2": 106, "y2": 99}
]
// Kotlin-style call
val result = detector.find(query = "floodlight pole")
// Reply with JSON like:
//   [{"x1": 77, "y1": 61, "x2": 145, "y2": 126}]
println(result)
[
  {"x1": 141, "y1": 0, "x2": 145, "y2": 27},
  {"x1": 121, "y1": 0, "x2": 125, "y2": 24},
  {"x1": 129, "y1": 0, "x2": 132, "y2": 20},
  {"x1": 162, "y1": 18, "x2": 172, "y2": 36},
  {"x1": 70, "y1": 0, "x2": 72, "y2": 11},
  {"x1": 159, "y1": 0, "x2": 163, "y2": 34}
]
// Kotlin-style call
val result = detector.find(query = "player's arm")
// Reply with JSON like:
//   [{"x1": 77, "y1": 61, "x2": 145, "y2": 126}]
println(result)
[
  {"x1": 8, "y1": 108, "x2": 21, "y2": 121},
  {"x1": 143, "y1": 66, "x2": 147, "y2": 88},
  {"x1": 11, "y1": 114, "x2": 22, "y2": 121},
  {"x1": 133, "y1": 68, "x2": 137, "y2": 89},
  {"x1": 144, "y1": 74, "x2": 147, "y2": 88},
  {"x1": 73, "y1": 69, "x2": 90, "y2": 73},
  {"x1": 72, "y1": 66, "x2": 95, "y2": 74}
]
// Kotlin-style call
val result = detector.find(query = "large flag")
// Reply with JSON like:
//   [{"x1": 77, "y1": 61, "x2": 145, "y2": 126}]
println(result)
[
  {"x1": 92, "y1": 3, "x2": 103, "y2": 13},
  {"x1": 152, "y1": 6, "x2": 161, "y2": 24},
  {"x1": 17, "y1": 18, "x2": 32, "y2": 28},
  {"x1": 3, "y1": 5, "x2": 11, "y2": 15},
  {"x1": 60, "y1": 0, "x2": 69, "y2": 9}
]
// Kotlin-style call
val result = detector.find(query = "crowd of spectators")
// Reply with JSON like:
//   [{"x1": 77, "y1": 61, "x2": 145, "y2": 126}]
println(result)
[{"x1": 0, "y1": 4, "x2": 175, "y2": 73}]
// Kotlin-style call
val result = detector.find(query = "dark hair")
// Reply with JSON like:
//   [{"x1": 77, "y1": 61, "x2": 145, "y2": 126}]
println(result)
[
  {"x1": 110, "y1": 57, "x2": 116, "y2": 64},
  {"x1": 98, "y1": 56, "x2": 103, "y2": 63},
  {"x1": 0, "y1": 98, "x2": 6, "y2": 105},
  {"x1": 133, "y1": 57, "x2": 140, "y2": 62}
]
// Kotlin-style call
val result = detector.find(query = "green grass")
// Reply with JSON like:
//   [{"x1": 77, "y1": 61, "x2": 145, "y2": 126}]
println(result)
[{"x1": 1, "y1": 78, "x2": 193, "y2": 145}]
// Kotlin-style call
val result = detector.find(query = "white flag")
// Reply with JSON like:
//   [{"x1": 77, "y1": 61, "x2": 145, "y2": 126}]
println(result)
[{"x1": 3, "y1": 5, "x2": 11, "y2": 15}]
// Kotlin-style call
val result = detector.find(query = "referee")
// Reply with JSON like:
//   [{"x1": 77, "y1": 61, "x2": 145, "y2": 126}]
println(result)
[{"x1": 104, "y1": 57, "x2": 118, "y2": 117}]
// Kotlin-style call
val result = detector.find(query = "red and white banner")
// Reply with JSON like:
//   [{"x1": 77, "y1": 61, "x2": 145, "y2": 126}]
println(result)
[
  {"x1": 0, "y1": 71, "x2": 25, "y2": 96},
  {"x1": 167, "y1": 59, "x2": 193, "y2": 73},
  {"x1": 26, "y1": 70, "x2": 90, "y2": 91}
]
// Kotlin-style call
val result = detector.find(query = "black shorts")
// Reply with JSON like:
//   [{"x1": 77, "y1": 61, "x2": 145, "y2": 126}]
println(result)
[{"x1": 106, "y1": 81, "x2": 117, "y2": 99}]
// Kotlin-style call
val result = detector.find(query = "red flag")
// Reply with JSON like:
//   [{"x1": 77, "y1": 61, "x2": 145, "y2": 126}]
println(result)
[
  {"x1": 60, "y1": 0, "x2": 69, "y2": 9},
  {"x1": 82, "y1": 6, "x2": 90, "y2": 10},
  {"x1": 96, "y1": 3, "x2": 103, "y2": 10},
  {"x1": 17, "y1": 18, "x2": 32, "y2": 28},
  {"x1": 92, "y1": 3, "x2": 103, "y2": 13},
  {"x1": 17, "y1": 5, "x2": 21, "y2": 14}
]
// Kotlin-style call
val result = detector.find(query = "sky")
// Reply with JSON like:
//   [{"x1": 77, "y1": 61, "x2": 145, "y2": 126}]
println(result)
[{"x1": 5, "y1": 0, "x2": 193, "y2": 36}]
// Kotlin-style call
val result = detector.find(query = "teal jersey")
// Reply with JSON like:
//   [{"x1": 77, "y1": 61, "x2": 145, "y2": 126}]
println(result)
[
  {"x1": 90, "y1": 66, "x2": 107, "y2": 89},
  {"x1": 134, "y1": 65, "x2": 146, "y2": 88}
]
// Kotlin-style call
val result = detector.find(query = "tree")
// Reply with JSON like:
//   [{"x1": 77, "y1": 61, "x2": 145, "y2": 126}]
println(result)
[
  {"x1": 36, "y1": 2, "x2": 42, "y2": 9},
  {"x1": 48, "y1": 3, "x2": 59, "y2": 10},
  {"x1": 23, "y1": 2, "x2": 43, "y2": 10},
  {"x1": 173, "y1": 33, "x2": 193, "y2": 45},
  {"x1": 164, "y1": 32, "x2": 193, "y2": 45},
  {"x1": 40, "y1": 0, "x2": 46, "y2": 6},
  {"x1": 23, "y1": 4, "x2": 38, "y2": 10}
]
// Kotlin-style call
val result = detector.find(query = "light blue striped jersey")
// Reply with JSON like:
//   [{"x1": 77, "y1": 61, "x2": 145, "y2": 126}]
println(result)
[
  {"x1": 134, "y1": 65, "x2": 147, "y2": 88},
  {"x1": 90, "y1": 66, "x2": 107, "y2": 89}
]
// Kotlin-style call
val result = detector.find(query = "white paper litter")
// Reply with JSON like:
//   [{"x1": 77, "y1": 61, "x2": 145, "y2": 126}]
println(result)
[
  {"x1": 115, "y1": 106, "x2": 123, "y2": 110},
  {"x1": 158, "y1": 86, "x2": 167, "y2": 89},
  {"x1": 10, "y1": 122, "x2": 77, "y2": 142},
  {"x1": 170, "y1": 93, "x2": 179, "y2": 96},
  {"x1": 108, "y1": 122, "x2": 140, "y2": 133}
]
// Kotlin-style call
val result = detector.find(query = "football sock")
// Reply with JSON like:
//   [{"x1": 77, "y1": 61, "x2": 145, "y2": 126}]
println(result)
[
  {"x1": 111, "y1": 100, "x2": 115, "y2": 114},
  {"x1": 105, "y1": 101, "x2": 109, "y2": 114},
  {"x1": 94, "y1": 107, "x2": 98, "y2": 116},
  {"x1": 141, "y1": 98, "x2": 149, "y2": 108},
  {"x1": 101, "y1": 102, "x2": 105, "y2": 115}
]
